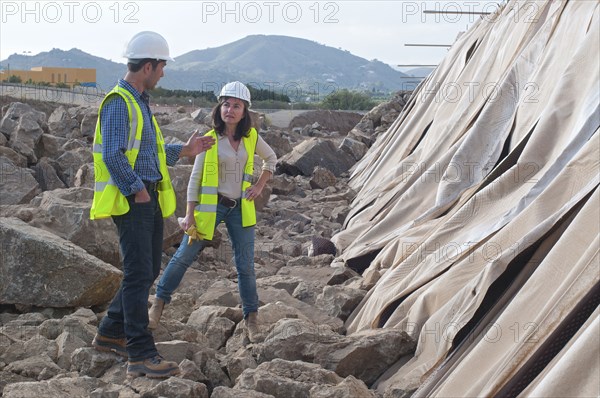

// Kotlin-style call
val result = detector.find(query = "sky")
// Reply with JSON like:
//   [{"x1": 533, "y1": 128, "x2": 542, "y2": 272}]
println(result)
[{"x1": 1, "y1": 0, "x2": 504, "y2": 70}]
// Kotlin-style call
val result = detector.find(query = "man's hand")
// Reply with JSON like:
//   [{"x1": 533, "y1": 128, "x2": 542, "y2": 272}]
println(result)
[
  {"x1": 134, "y1": 188, "x2": 151, "y2": 203},
  {"x1": 180, "y1": 130, "x2": 215, "y2": 158}
]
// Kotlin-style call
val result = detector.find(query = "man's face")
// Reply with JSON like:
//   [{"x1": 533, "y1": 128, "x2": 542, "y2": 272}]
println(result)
[{"x1": 145, "y1": 61, "x2": 166, "y2": 90}]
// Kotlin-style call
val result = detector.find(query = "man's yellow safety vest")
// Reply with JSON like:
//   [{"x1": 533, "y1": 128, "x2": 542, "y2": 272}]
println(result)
[
  {"x1": 90, "y1": 85, "x2": 176, "y2": 220},
  {"x1": 194, "y1": 129, "x2": 258, "y2": 240}
]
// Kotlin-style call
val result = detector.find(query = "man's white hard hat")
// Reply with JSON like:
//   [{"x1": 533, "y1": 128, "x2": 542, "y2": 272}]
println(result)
[
  {"x1": 123, "y1": 31, "x2": 175, "y2": 62},
  {"x1": 218, "y1": 81, "x2": 252, "y2": 107}
]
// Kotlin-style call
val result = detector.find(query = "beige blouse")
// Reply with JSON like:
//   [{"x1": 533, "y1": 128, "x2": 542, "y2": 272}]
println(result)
[{"x1": 187, "y1": 133, "x2": 277, "y2": 201}]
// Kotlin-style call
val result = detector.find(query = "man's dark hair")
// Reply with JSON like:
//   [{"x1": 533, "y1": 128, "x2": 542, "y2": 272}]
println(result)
[
  {"x1": 127, "y1": 59, "x2": 163, "y2": 73},
  {"x1": 211, "y1": 97, "x2": 253, "y2": 141}
]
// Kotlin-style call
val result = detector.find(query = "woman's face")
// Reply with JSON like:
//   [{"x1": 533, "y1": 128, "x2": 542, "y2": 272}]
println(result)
[{"x1": 220, "y1": 97, "x2": 245, "y2": 126}]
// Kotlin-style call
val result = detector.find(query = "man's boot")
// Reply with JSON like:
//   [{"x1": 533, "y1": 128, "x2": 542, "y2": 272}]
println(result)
[
  {"x1": 148, "y1": 297, "x2": 165, "y2": 330},
  {"x1": 245, "y1": 312, "x2": 259, "y2": 342}
]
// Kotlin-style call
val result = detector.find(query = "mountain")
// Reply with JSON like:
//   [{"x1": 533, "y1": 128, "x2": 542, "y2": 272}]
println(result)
[{"x1": 0, "y1": 35, "x2": 418, "y2": 96}]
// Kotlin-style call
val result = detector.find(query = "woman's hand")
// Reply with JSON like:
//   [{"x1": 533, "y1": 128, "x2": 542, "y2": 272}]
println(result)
[
  {"x1": 244, "y1": 183, "x2": 265, "y2": 201},
  {"x1": 181, "y1": 213, "x2": 196, "y2": 232}
]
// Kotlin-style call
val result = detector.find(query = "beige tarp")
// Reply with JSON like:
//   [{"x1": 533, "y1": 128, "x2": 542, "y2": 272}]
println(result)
[{"x1": 331, "y1": 0, "x2": 600, "y2": 395}]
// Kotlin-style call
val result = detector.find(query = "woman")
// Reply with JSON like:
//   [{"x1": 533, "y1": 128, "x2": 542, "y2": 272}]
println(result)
[{"x1": 148, "y1": 81, "x2": 277, "y2": 341}]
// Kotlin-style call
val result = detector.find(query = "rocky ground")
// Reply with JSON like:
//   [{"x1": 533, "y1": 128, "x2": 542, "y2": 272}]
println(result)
[{"x1": 0, "y1": 92, "x2": 412, "y2": 398}]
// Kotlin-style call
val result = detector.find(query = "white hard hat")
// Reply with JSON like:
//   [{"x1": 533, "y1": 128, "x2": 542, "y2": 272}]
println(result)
[
  {"x1": 218, "y1": 81, "x2": 251, "y2": 107},
  {"x1": 123, "y1": 31, "x2": 174, "y2": 62}
]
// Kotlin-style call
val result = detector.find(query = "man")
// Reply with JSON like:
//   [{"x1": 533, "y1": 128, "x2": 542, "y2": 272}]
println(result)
[{"x1": 89, "y1": 31, "x2": 215, "y2": 378}]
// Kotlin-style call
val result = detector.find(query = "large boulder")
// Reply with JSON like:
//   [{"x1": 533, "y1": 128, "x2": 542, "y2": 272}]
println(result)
[
  {"x1": 0, "y1": 156, "x2": 40, "y2": 205},
  {"x1": 0, "y1": 102, "x2": 48, "y2": 163},
  {"x1": 277, "y1": 138, "x2": 356, "y2": 177},
  {"x1": 27, "y1": 187, "x2": 120, "y2": 267},
  {"x1": 0, "y1": 217, "x2": 122, "y2": 307},
  {"x1": 289, "y1": 111, "x2": 363, "y2": 135}
]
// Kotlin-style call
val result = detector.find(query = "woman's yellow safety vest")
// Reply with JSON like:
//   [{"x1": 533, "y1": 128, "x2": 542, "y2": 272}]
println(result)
[
  {"x1": 193, "y1": 129, "x2": 258, "y2": 240},
  {"x1": 89, "y1": 85, "x2": 176, "y2": 220}
]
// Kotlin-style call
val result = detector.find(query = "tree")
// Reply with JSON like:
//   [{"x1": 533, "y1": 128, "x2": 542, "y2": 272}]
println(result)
[
  {"x1": 321, "y1": 89, "x2": 376, "y2": 110},
  {"x1": 7, "y1": 75, "x2": 22, "y2": 83}
]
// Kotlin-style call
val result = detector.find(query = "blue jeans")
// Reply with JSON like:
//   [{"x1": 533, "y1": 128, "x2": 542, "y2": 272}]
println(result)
[
  {"x1": 156, "y1": 203, "x2": 258, "y2": 317},
  {"x1": 98, "y1": 191, "x2": 162, "y2": 362}
]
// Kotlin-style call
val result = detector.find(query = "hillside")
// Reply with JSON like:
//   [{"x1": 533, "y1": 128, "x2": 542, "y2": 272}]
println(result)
[{"x1": 0, "y1": 35, "x2": 416, "y2": 95}]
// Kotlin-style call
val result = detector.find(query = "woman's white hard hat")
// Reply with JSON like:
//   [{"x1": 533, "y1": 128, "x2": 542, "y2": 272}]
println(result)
[
  {"x1": 123, "y1": 31, "x2": 175, "y2": 62},
  {"x1": 218, "y1": 81, "x2": 252, "y2": 107}
]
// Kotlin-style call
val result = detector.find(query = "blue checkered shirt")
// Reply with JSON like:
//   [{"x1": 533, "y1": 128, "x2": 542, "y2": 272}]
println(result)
[{"x1": 100, "y1": 79, "x2": 182, "y2": 196}]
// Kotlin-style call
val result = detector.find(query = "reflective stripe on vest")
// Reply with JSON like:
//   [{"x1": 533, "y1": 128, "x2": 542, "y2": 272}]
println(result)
[
  {"x1": 194, "y1": 129, "x2": 258, "y2": 240},
  {"x1": 89, "y1": 85, "x2": 176, "y2": 220}
]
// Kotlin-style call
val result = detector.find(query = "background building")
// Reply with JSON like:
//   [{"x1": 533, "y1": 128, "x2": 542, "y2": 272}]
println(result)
[{"x1": 0, "y1": 66, "x2": 96, "y2": 88}]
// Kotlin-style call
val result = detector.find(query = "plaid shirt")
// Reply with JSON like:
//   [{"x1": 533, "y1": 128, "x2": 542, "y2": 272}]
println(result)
[{"x1": 100, "y1": 79, "x2": 182, "y2": 196}]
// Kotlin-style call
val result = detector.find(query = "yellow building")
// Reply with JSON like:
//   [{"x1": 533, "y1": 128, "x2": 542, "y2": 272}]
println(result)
[{"x1": 0, "y1": 66, "x2": 96, "y2": 88}]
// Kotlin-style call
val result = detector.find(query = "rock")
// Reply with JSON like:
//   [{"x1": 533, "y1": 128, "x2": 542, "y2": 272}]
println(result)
[
  {"x1": 56, "y1": 331, "x2": 88, "y2": 370},
  {"x1": 309, "y1": 375, "x2": 376, "y2": 398},
  {"x1": 339, "y1": 137, "x2": 368, "y2": 161},
  {"x1": 145, "y1": 377, "x2": 209, "y2": 398},
  {"x1": 35, "y1": 134, "x2": 67, "y2": 160},
  {"x1": 0, "y1": 217, "x2": 122, "y2": 307},
  {"x1": 27, "y1": 187, "x2": 121, "y2": 267},
  {"x1": 168, "y1": 164, "x2": 193, "y2": 217},
  {"x1": 261, "y1": 130, "x2": 293, "y2": 158},
  {"x1": 70, "y1": 348, "x2": 124, "y2": 378},
  {"x1": 256, "y1": 318, "x2": 342, "y2": 363},
  {"x1": 313, "y1": 328, "x2": 416, "y2": 386},
  {"x1": 0, "y1": 146, "x2": 27, "y2": 168},
  {"x1": 347, "y1": 91, "x2": 409, "y2": 146},
  {"x1": 310, "y1": 167, "x2": 337, "y2": 189},
  {"x1": 77, "y1": 107, "x2": 98, "y2": 138},
  {"x1": 315, "y1": 285, "x2": 366, "y2": 321},
  {"x1": 0, "y1": 102, "x2": 48, "y2": 163},
  {"x1": 187, "y1": 306, "x2": 241, "y2": 349},
  {"x1": 277, "y1": 138, "x2": 356, "y2": 177},
  {"x1": 225, "y1": 347, "x2": 257, "y2": 383},
  {"x1": 155, "y1": 340, "x2": 202, "y2": 364},
  {"x1": 5, "y1": 354, "x2": 63, "y2": 380},
  {"x1": 1, "y1": 335, "x2": 58, "y2": 364},
  {"x1": 289, "y1": 111, "x2": 363, "y2": 135},
  {"x1": 0, "y1": 157, "x2": 41, "y2": 205},
  {"x1": 327, "y1": 267, "x2": 360, "y2": 286},
  {"x1": 197, "y1": 280, "x2": 242, "y2": 308},
  {"x1": 160, "y1": 117, "x2": 205, "y2": 143},
  {"x1": 73, "y1": 162, "x2": 94, "y2": 188},
  {"x1": 55, "y1": 147, "x2": 93, "y2": 187},
  {"x1": 2, "y1": 376, "x2": 108, "y2": 398},
  {"x1": 270, "y1": 175, "x2": 298, "y2": 195},
  {"x1": 212, "y1": 386, "x2": 275, "y2": 398},
  {"x1": 32, "y1": 157, "x2": 67, "y2": 191},
  {"x1": 236, "y1": 359, "x2": 343, "y2": 398},
  {"x1": 48, "y1": 106, "x2": 78, "y2": 137}
]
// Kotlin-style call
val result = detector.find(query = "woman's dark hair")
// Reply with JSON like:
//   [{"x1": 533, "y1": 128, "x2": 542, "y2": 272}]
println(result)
[
  {"x1": 127, "y1": 59, "x2": 163, "y2": 73},
  {"x1": 211, "y1": 97, "x2": 252, "y2": 141}
]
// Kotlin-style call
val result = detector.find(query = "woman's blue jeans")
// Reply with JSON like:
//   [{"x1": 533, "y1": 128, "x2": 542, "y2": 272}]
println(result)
[
  {"x1": 97, "y1": 191, "x2": 162, "y2": 362},
  {"x1": 156, "y1": 203, "x2": 258, "y2": 317}
]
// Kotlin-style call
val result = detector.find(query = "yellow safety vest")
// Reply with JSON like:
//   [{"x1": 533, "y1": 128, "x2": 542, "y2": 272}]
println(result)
[
  {"x1": 90, "y1": 85, "x2": 176, "y2": 220},
  {"x1": 194, "y1": 129, "x2": 258, "y2": 240}
]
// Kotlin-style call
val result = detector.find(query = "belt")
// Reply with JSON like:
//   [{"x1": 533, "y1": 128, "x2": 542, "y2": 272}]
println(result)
[
  {"x1": 143, "y1": 181, "x2": 159, "y2": 192},
  {"x1": 218, "y1": 194, "x2": 238, "y2": 208}
]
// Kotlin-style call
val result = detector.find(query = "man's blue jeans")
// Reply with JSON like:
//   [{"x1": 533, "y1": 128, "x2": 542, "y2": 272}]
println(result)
[
  {"x1": 98, "y1": 191, "x2": 162, "y2": 362},
  {"x1": 156, "y1": 203, "x2": 258, "y2": 318}
]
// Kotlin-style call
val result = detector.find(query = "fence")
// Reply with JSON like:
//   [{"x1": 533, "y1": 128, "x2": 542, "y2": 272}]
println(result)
[{"x1": 0, "y1": 83, "x2": 105, "y2": 107}]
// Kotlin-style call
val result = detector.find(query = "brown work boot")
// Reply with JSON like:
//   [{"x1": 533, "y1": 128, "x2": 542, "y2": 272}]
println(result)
[
  {"x1": 148, "y1": 297, "x2": 165, "y2": 330},
  {"x1": 127, "y1": 355, "x2": 180, "y2": 378},
  {"x1": 92, "y1": 333, "x2": 127, "y2": 358},
  {"x1": 245, "y1": 312, "x2": 259, "y2": 343}
]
